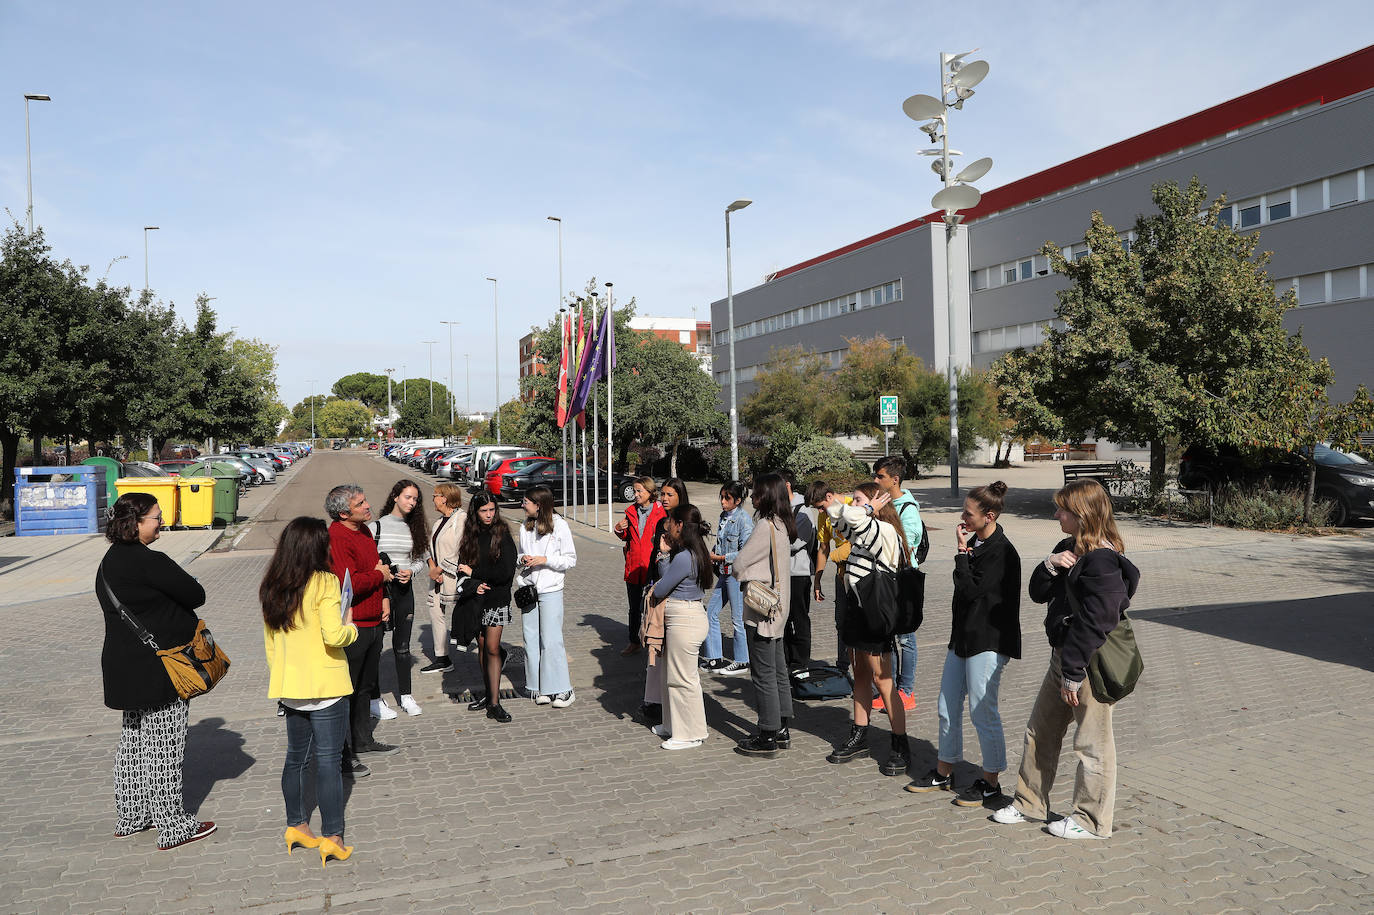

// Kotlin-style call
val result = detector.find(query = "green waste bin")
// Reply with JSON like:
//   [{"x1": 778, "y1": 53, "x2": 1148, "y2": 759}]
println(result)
[
  {"x1": 184, "y1": 461, "x2": 241, "y2": 525},
  {"x1": 82, "y1": 457, "x2": 122, "y2": 513}
]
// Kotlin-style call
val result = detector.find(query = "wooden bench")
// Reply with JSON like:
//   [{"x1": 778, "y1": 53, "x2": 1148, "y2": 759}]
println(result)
[
  {"x1": 1025, "y1": 442, "x2": 1069, "y2": 461},
  {"x1": 1062, "y1": 462, "x2": 1126, "y2": 490}
]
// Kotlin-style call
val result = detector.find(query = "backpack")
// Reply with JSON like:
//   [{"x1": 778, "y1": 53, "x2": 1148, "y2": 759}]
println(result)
[{"x1": 790, "y1": 665, "x2": 853, "y2": 700}]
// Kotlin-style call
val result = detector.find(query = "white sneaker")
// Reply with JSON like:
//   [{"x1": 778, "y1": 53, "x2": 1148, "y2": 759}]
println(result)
[
  {"x1": 398, "y1": 695, "x2": 422, "y2": 716},
  {"x1": 1047, "y1": 815, "x2": 1103, "y2": 839},
  {"x1": 661, "y1": 737, "x2": 703, "y2": 750},
  {"x1": 651, "y1": 724, "x2": 672, "y2": 738},
  {"x1": 532, "y1": 692, "x2": 552, "y2": 705},
  {"x1": 991, "y1": 804, "x2": 1027, "y2": 825},
  {"x1": 550, "y1": 690, "x2": 575, "y2": 708},
  {"x1": 370, "y1": 698, "x2": 398, "y2": 720}
]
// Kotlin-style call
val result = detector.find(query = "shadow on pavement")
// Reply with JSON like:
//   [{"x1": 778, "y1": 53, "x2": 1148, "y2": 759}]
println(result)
[
  {"x1": 184, "y1": 717, "x2": 254, "y2": 813},
  {"x1": 1134, "y1": 591, "x2": 1374, "y2": 671}
]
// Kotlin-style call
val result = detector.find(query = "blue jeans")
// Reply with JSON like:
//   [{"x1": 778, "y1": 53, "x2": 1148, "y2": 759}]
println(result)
[
  {"x1": 937, "y1": 649, "x2": 1009, "y2": 773},
  {"x1": 896, "y1": 631, "x2": 917, "y2": 693},
  {"x1": 282, "y1": 698, "x2": 350, "y2": 838},
  {"x1": 701, "y1": 575, "x2": 747, "y2": 663},
  {"x1": 522, "y1": 590, "x2": 571, "y2": 696}
]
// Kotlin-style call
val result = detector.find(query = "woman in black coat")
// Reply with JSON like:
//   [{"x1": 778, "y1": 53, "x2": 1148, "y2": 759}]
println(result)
[
  {"x1": 96, "y1": 492, "x2": 217, "y2": 849},
  {"x1": 457, "y1": 492, "x2": 518, "y2": 722}
]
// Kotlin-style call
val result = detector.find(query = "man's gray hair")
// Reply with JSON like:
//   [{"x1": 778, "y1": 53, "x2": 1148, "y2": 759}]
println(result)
[{"x1": 325, "y1": 484, "x2": 364, "y2": 521}]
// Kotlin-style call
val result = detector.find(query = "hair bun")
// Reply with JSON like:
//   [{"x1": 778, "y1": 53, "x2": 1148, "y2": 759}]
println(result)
[{"x1": 988, "y1": 481, "x2": 1008, "y2": 497}]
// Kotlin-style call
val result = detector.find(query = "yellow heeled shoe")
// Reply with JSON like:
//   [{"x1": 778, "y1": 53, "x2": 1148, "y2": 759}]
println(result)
[
  {"x1": 284, "y1": 826, "x2": 321, "y2": 855},
  {"x1": 319, "y1": 837, "x2": 353, "y2": 867}
]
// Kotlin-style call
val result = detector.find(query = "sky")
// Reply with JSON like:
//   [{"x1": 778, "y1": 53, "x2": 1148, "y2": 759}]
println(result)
[{"x1": 1, "y1": 1, "x2": 1368, "y2": 413}]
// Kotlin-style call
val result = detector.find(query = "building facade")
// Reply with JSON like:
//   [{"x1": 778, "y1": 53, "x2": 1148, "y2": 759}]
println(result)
[
  {"x1": 629, "y1": 316, "x2": 713, "y2": 373},
  {"x1": 709, "y1": 46, "x2": 1374, "y2": 451}
]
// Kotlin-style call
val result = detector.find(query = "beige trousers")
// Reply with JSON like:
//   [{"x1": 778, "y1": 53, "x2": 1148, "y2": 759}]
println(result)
[
  {"x1": 428, "y1": 588, "x2": 450, "y2": 659},
  {"x1": 659, "y1": 599, "x2": 709, "y2": 742},
  {"x1": 1010, "y1": 651, "x2": 1117, "y2": 837}
]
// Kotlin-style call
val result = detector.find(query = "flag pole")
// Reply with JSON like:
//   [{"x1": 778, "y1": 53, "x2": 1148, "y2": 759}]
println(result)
[
  {"x1": 605, "y1": 282, "x2": 615, "y2": 531},
  {"x1": 591, "y1": 293, "x2": 600, "y2": 531}
]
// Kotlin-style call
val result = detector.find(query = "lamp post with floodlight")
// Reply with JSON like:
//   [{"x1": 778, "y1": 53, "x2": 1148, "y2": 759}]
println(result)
[
  {"x1": 724, "y1": 198, "x2": 751, "y2": 482},
  {"x1": 23, "y1": 93, "x2": 51, "y2": 234}
]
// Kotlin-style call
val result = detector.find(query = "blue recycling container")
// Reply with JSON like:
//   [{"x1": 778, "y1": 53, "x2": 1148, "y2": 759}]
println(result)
[{"x1": 14, "y1": 466, "x2": 101, "y2": 536}]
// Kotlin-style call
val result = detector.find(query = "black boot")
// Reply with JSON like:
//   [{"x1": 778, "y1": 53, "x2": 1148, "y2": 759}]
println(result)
[
  {"x1": 639, "y1": 702, "x2": 662, "y2": 724},
  {"x1": 826, "y1": 724, "x2": 870, "y2": 764},
  {"x1": 776, "y1": 717, "x2": 791, "y2": 750},
  {"x1": 735, "y1": 730, "x2": 779, "y2": 758},
  {"x1": 879, "y1": 732, "x2": 909, "y2": 776},
  {"x1": 467, "y1": 693, "x2": 490, "y2": 711}
]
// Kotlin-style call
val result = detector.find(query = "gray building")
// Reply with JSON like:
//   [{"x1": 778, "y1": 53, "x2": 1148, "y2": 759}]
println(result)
[{"x1": 710, "y1": 45, "x2": 1374, "y2": 454}]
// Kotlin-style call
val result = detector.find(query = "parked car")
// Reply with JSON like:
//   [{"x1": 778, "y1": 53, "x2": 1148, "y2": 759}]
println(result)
[
  {"x1": 499, "y1": 459, "x2": 640, "y2": 504},
  {"x1": 368, "y1": 442, "x2": 380, "y2": 450},
  {"x1": 484, "y1": 455, "x2": 553, "y2": 496},
  {"x1": 156, "y1": 459, "x2": 201, "y2": 476},
  {"x1": 1179, "y1": 442, "x2": 1374, "y2": 525},
  {"x1": 120, "y1": 461, "x2": 171, "y2": 478}
]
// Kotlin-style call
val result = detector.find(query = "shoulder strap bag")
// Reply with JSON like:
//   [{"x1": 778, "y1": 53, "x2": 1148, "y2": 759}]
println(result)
[
  {"x1": 741, "y1": 524, "x2": 784, "y2": 621},
  {"x1": 1066, "y1": 572, "x2": 1144, "y2": 704},
  {"x1": 99, "y1": 563, "x2": 230, "y2": 701}
]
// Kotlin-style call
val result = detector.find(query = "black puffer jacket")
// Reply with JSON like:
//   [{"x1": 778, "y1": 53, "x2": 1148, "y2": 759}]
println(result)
[{"x1": 1028, "y1": 536, "x2": 1141, "y2": 683}]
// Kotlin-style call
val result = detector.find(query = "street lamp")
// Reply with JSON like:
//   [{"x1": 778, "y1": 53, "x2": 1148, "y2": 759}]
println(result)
[
  {"x1": 724, "y1": 198, "x2": 751, "y2": 482},
  {"x1": 422, "y1": 339, "x2": 438, "y2": 414},
  {"x1": 464, "y1": 353, "x2": 471, "y2": 415},
  {"x1": 102, "y1": 255, "x2": 128, "y2": 282},
  {"x1": 486, "y1": 277, "x2": 501, "y2": 444},
  {"x1": 23, "y1": 93, "x2": 51, "y2": 234},
  {"x1": 904, "y1": 50, "x2": 992, "y2": 496},
  {"x1": 384, "y1": 367, "x2": 395, "y2": 426},
  {"x1": 440, "y1": 321, "x2": 460, "y2": 428},
  {"x1": 307, "y1": 379, "x2": 319, "y2": 444},
  {"x1": 143, "y1": 226, "x2": 160, "y2": 293}
]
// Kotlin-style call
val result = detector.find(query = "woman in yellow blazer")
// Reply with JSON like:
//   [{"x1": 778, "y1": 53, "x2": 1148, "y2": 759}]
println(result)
[{"x1": 262, "y1": 517, "x2": 359, "y2": 866}]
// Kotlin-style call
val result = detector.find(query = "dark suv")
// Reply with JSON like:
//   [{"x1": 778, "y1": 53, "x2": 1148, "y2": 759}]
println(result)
[{"x1": 1178, "y1": 443, "x2": 1374, "y2": 525}]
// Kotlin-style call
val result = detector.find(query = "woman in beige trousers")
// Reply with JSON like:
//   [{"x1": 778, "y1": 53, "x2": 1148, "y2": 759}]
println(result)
[{"x1": 647, "y1": 504, "x2": 713, "y2": 750}]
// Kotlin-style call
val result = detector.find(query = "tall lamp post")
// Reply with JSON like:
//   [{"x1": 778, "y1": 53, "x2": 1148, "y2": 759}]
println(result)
[
  {"x1": 143, "y1": 226, "x2": 160, "y2": 293},
  {"x1": 421, "y1": 339, "x2": 438, "y2": 415},
  {"x1": 604, "y1": 281, "x2": 615, "y2": 530},
  {"x1": 724, "y1": 199, "x2": 751, "y2": 482},
  {"x1": 384, "y1": 368, "x2": 395, "y2": 430},
  {"x1": 903, "y1": 50, "x2": 992, "y2": 496},
  {"x1": 440, "y1": 321, "x2": 460, "y2": 428},
  {"x1": 23, "y1": 93, "x2": 51, "y2": 234},
  {"x1": 464, "y1": 354, "x2": 471, "y2": 415},
  {"x1": 307, "y1": 379, "x2": 319, "y2": 445},
  {"x1": 485, "y1": 277, "x2": 501, "y2": 444}
]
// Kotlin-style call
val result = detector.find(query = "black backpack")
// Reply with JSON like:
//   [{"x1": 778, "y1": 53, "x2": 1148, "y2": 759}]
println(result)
[
  {"x1": 896, "y1": 499, "x2": 927, "y2": 632},
  {"x1": 790, "y1": 666, "x2": 853, "y2": 700}
]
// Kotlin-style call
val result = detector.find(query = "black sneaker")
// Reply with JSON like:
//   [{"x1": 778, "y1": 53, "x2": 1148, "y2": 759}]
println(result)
[
  {"x1": 953, "y1": 777, "x2": 1009, "y2": 808},
  {"x1": 701, "y1": 657, "x2": 729, "y2": 672},
  {"x1": 825, "y1": 725, "x2": 870, "y2": 764},
  {"x1": 356, "y1": 740, "x2": 400, "y2": 755},
  {"x1": 776, "y1": 721, "x2": 791, "y2": 750},
  {"x1": 904, "y1": 769, "x2": 952, "y2": 793},
  {"x1": 734, "y1": 732, "x2": 779, "y2": 758},
  {"x1": 420, "y1": 657, "x2": 453, "y2": 674},
  {"x1": 342, "y1": 758, "x2": 371, "y2": 778},
  {"x1": 719, "y1": 661, "x2": 750, "y2": 677}
]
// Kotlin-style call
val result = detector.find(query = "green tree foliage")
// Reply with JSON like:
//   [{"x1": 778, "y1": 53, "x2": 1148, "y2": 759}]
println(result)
[
  {"x1": 989, "y1": 177, "x2": 1372, "y2": 493},
  {"x1": 333, "y1": 372, "x2": 390, "y2": 411},
  {"x1": 395, "y1": 396, "x2": 441, "y2": 438},
  {"x1": 740, "y1": 346, "x2": 833, "y2": 438},
  {"x1": 318, "y1": 399, "x2": 374, "y2": 439}
]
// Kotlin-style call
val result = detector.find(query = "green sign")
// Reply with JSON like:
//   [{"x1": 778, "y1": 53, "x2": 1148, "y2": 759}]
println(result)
[{"x1": 880, "y1": 395, "x2": 899, "y2": 426}]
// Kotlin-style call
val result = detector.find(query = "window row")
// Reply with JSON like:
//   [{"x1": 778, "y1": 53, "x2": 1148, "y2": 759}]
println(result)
[
  {"x1": 713, "y1": 347, "x2": 852, "y2": 386},
  {"x1": 1277, "y1": 264, "x2": 1372, "y2": 307},
  {"x1": 971, "y1": 319, "x2": 1066, "y2": 355},
  {"x1": 971, "y1": 235, "x2": 1135, "y2": 293},
  {"x1": 1217, "y1": 166, "x2": 1370, "y2": 230},
  {"x1": 713, "y1": 280, "x2": 902, "y2": 346}
]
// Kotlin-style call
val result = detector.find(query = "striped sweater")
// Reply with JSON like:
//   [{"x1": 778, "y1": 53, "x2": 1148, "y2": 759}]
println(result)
[
  {"x1": 825, "y1": 502, "x2": 900, "y2": 591},
  {"x1": 372, "y1": 515, "x2": 429, "y2": 578}
]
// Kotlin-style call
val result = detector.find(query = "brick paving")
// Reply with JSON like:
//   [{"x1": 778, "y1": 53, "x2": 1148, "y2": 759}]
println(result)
[{"x1": 0, "y1": 451, "x2": 1371, "y2": 912}]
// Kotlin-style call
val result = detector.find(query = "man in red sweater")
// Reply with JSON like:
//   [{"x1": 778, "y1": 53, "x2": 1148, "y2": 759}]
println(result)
[{"x1": 326, "y1": 484, "x2": 398, "y2": 777}]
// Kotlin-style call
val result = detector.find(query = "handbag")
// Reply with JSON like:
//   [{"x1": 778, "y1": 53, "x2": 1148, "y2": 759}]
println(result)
[
  {"x1": 741, "y1": 526, "x2": 783, "y2": 620},
  {"x1": 1086, "y1": 613, "x2": 1144, "y2": 703},
  {"x1": 99, "y1": 565, "x2": 230, "y2": 701},
  {"x1": 513, "y1": 570, "x2": 538, "y2": 612},
  {"x1": 851, "y1": 566, "x2": 899, "y2": 641}
]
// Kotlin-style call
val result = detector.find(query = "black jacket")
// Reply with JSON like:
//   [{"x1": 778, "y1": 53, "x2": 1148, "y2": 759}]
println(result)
[
  {"x1": 1029, "y1": 536, "x2": 1141, "y2": 683},
  {"x1": 467, "y1": 524, "x2": 517, "y2": 609},
  {"x1": 97, "y1": 542, "x2": 206, "y2": 710},
  {"x1": 949, "y1": 525, "x2": 1022, "y2": 659}
]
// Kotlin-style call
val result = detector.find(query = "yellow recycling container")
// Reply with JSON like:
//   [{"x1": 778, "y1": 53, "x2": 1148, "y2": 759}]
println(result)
[
  {"x1": 176, "y1": 477, "x2": 215, "y2": 528},
  {"x1": 114, "y1": 477, "x2": 180, "y2": 528}
]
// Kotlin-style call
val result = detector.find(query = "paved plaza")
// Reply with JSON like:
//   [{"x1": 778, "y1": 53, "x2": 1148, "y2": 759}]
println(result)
[{"x1": 1, "y1": 451, "x2": 1371, "y2": 913}]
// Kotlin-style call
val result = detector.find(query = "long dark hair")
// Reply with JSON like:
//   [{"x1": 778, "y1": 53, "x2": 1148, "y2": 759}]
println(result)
[
  {"x1": 261, "y1": 517, "x2": 333, "y2": 632},
  {"x1": 751, "y1": 472, "x2": 797, "y2": 541},
  {"x1": 522, "y1": 484, "x2": 557, "y2": 536},
  {"x1": 459, "y1": 491, "x2": 509, "y2": 566},
  {"x1": 380, "y1": 479, "x2": 428, "y2": 558},
  {"x1": 668, "y1": 504, "x2": 714, "y2": 592}
]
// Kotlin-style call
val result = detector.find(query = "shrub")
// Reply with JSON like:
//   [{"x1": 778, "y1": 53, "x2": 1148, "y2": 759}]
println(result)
[
  {"x1": 704, "y1": 443, "x2": 767, "y2": 482},
  {"x1": 784, "y1": 435, "x2": 864, "y2": 479},
  {"x1": 1164, "y1": 484, "x2": 1334, "y2": 529}
]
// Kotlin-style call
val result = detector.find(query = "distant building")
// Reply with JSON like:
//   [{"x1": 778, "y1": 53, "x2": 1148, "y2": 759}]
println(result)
[{"x1": 629, "y1": 316, "x2": 713, "y2": 373}]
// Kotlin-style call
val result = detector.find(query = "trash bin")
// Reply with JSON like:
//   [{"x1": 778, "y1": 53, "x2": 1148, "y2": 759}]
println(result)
[
  {"x1": 176, "y1": 477, "x2": 215, "y2": 528},
  {"x1": 14, "y1": 466, "x2": 102, "y2": 535},
  {"x1": 81, "y1": 457, "x2": 121, "y2": 513},
  {"x1": 184, "y1": 462, "x2": 240, "y2": 525},
  {"x1": 114, "y1": 476, "x2": 180, "y2": 528}
]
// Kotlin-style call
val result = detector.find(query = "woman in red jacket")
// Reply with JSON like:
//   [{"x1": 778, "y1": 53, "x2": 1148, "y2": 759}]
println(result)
[{"x1": 614, "y1": 476, "x2": 665, "y2": 656}]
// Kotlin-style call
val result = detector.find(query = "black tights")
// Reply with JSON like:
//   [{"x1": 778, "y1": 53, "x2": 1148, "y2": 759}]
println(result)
[{"x1": 479, "y1": 625, "x2": 504, "y2": 703}]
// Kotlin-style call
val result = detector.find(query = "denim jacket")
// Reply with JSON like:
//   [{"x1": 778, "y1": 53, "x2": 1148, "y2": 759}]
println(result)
[{"x1": 714, "y1": 506, "x2": 754, "y2": 568}]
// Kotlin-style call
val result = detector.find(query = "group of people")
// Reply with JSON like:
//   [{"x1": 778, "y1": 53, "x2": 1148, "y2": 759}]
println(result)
[{"x1": 96, "y1": 456, "x2": 1139, "y2": 862}]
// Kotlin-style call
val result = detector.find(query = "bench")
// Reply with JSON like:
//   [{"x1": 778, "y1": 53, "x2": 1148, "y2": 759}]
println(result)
[
  {"x1": 1062, "y1": 462, "x2": 1127, "y2": 490},
  {"x1": 1025, "y1": 443, "x2": 1068, "y2": 461}
]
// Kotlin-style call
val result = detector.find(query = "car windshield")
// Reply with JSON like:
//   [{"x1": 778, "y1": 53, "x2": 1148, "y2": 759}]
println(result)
[{"x1": 1314, "y1": 444, "x2": 1369, "y2": 467}]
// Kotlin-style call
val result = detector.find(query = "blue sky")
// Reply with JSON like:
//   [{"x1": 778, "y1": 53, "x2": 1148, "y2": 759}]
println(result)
[{"x1": 2, "y1": 1, "x2": 1367, "y2": 412}]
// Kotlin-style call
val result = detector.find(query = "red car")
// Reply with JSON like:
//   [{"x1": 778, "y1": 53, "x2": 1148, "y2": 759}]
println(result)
[{"x1": 486, "y1": 456, "x2": 553, "y2": 498}]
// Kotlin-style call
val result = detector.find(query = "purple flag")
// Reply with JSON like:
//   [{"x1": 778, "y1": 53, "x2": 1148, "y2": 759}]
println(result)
[{"x1": 568, "y1": 306, "x2": 614, "y2": 417}]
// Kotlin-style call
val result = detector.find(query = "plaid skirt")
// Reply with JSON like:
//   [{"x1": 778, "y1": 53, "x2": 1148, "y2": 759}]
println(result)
[{"x1": 481, "y1": 603, "x2": 513, "y2": 627}]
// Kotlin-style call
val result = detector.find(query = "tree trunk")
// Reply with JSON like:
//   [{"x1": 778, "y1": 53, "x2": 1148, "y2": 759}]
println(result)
[
  {"x1": 670, "y1": 439, "x2": 680, "y2": 478},
  {"x1": 31, "y1": 426, "x2": 43, "y2": 466},
  {"x1": 1149, "y1": 439, "x2": 1166, "y2": 494},
  {"x1": 901, "y1": 447, "x2": 919, "y2": 480},
  {"x1": 1304, "y1": 455, "x2": 1317, "y2": 525},
  {"x1": 1, "y1": 429, "x2": 18, "y2": 521}
]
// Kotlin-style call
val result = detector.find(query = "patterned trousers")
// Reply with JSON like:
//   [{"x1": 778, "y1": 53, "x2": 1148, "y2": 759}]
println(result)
[{"x1": 115, "y1": 698, "x2": 199, "y2": 848}]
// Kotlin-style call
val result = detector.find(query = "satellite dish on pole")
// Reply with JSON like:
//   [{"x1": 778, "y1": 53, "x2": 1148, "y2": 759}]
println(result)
[
  {"x1": 932, "y1": 184, "x2": 982, "y2": 213},
  {"x1": 902, "y1": 94, "x2": 945, "y2": 120},
  {"x1": 950, "y1": 59, "x2": 989, "y2": 90},
  {"x1": 954, "y1": 157, "x2": 993, "y2": 184}
]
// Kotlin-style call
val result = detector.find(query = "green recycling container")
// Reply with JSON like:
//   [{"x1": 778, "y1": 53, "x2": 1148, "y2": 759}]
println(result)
[
  {"x1": 184, "y1": 461, "x2": 241, "y2": 524},
  {"x1": 81, "y1": 456, "x2": 121, "y2": 512}
]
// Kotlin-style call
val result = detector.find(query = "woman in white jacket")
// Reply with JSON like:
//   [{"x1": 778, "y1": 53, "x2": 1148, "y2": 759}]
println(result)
[{"x1": 517, "y1": 485, "x2": 578, "y2": 707}]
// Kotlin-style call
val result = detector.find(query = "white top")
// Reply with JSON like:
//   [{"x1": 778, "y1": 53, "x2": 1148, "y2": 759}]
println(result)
[
  {"x1": 373, "y1": 515, "x2": 429, "y2": 577},
  {"x1": 517, "y1": 515, "x2": 578, "y2": 593}
]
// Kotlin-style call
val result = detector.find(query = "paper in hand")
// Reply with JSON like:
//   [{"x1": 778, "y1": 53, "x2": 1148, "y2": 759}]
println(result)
[{"x1": 340, "y1": 569, "x2": 353, "y2": 623}]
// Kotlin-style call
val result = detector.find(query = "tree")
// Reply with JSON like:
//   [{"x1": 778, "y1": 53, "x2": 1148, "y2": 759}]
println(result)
[
  {"x1": 990, "y1": 177, "x2": 1366, "y2": 491},
  {"x1": 395, "y1": 396, "x2": 440, "y2": 438},
  {"x1": 333, "y1": 372, "x2": 390, "y2": 412},
  {"x1": 612, "y1": 334, "x2": 726, "y2": 476},
  {"x1": 740, "y1": 346, "x2": 834, "y2": 438},
  {"x1": 318, "y1": 399, "x2": 373, "y2": 439}
]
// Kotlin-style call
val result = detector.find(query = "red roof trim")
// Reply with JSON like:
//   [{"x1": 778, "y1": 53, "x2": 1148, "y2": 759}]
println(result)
[{"x1": 769, "y1": 44, "x2": 1374, "y2": 282}]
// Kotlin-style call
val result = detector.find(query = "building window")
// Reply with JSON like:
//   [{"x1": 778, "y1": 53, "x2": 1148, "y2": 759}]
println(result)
[
  {"x1": 971, "y1": 270, "x2": 987, "y2": 292},
  {"x1": 1018, "y1": 260, "x2": 1033, "y2": 281},
  {"x1": 1267, "y1": 200, "x2": 1291, "y2": 221},
  {"x1": 1238, "y1": 204, "x2": 1261, "y2": 228},
  {"x1": 1330, "y1": 267, "x2": 1360, "y2": 302},
  {"x1": 1216, "y1": 207, "x2": 1233, "y2": 228},
  {"x1": 1297, "y1": 273, "x2": 1325, "y2": 306},
  {"x1": 1004, "y1": 267, "x2": 1017, "y2": 284},
  {"x1": 1329, "y1": 172, "x2": 1358, "y2": 206},
  {"x1": 1296, "y1": 181, "x2": 1323, "y2": 215}
]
